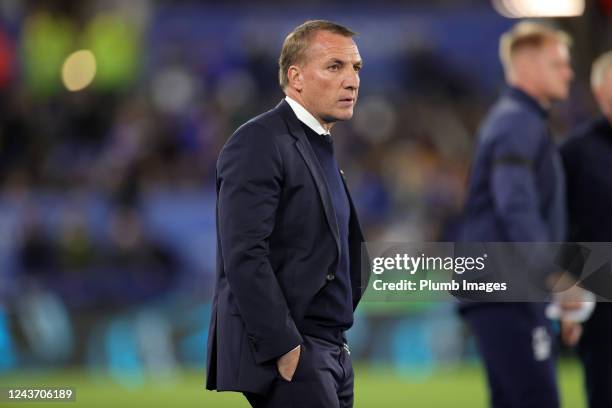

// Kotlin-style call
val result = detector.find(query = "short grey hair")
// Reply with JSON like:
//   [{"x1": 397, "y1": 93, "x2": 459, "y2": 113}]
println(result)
[
  {"x1": 591, "y1": 50, "x2": 612, "y2": 89},
  {"x1": 278, "y1": 20, "x2": 356, "y2": 89}
]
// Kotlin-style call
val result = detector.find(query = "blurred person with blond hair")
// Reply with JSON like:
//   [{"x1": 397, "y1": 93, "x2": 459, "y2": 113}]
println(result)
[
  {"x1": 460, "y1": 21, "x2": 575, "y2": 408},
  {"x1": 560, "y1": 50, "x2": 612, "y2": 408},
  {"x1": 206, "y1": 20, "x2": 368, "y2": 407}
]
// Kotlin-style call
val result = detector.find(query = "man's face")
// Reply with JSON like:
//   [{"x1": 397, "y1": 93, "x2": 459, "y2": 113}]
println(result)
[
  {"x1": 594, "y1": 67, "x2": 612, "y2": 121},
  {"x1": 294, "y1": 31, "x2": 362, "y2": 127},
  {"x1": 533, "y1": 40, "x2": 574, "y2": 102}
]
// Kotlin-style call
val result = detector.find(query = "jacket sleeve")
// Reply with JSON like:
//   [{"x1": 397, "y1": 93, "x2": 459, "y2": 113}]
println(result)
[
  {"x1": 490, "y1": 120, "x2": 550, "y2": 242},
  {"x1": 217, "y1": 122, "x2": 302, "y2": 364}
]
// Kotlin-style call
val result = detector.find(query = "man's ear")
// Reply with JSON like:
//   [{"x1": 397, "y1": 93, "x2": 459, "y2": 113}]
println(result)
[{"x1": 287, "y1": 66, "x2": 303, "y2": 92}]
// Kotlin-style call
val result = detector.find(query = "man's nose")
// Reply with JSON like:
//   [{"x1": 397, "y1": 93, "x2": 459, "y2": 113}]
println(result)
[{"x1": 343, "y1": 69, "x2": 359, "y2": 90}]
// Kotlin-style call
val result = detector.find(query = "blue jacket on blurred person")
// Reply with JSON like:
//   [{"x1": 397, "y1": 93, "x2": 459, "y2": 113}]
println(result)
[
  {"x1": 461, "y1": 86, "x2": 566, "y2": 243},
  {"x1": 459, "y1": 86, "x2": 567, "y2": 408}
]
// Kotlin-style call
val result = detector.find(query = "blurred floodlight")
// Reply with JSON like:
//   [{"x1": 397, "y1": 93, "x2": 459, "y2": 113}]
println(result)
[
  {"x1": 492, "y1": 0, "x2": 585, "y2": 17},
  {"x1": 61, "y1": 49, "x2": 97, "y2": 91},
  {"x1": 499, "y1": 0, "x2": 523, "y2": 17}
]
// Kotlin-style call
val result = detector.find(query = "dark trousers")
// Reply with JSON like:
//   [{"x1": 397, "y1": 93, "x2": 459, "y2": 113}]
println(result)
[
  {"x1": 463, "y1": 303, "x2": 559, "y2": 408},
  {"x1": 578, "y1": 303, "x2": 612, "y2": 408},
  {"x1": 243, "y1": 335, "x2": 353, "y2": 408}
]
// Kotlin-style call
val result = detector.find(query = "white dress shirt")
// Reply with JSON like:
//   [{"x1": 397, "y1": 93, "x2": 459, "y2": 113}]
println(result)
[{"x1": 285, "y1": 96, "x2": 330, "y2": 136}]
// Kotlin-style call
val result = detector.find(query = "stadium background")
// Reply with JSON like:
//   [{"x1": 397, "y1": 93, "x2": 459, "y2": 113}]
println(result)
[{"x1": 0, "y1": 0, "x2": 610, "y2": 406}]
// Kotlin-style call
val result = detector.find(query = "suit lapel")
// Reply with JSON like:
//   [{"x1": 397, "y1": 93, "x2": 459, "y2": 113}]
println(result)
[
  {"x1": 275, "y1": 100, "x2": 341, "y2": 257},
  {"x1": 340, "y1": 169, "x2": 364, "y2": 243}
]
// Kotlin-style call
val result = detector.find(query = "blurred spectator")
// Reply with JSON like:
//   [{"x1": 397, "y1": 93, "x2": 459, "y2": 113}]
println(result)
[
  {"x1": 18, "y1": 217, "x2": 60, "y2": 286},
  {"x1": 102, "y1": 205, "x2": 179, "y2": 306}
]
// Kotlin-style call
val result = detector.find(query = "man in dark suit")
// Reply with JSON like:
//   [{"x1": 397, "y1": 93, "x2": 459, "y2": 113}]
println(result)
[
  {"x1": 460, "y1": 22, "x2": 575, "y2": 408},
  {"x1": 561, "y1": 50, "x2": 612, "y2": 408},
  {"x1": 206, "y1": 20, "x2": 368, "y2": 408}
]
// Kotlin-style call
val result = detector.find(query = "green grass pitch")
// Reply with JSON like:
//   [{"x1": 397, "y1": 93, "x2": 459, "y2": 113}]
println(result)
[{"x1": 0, "y1": 361, "x2": 585, "y2": 407}]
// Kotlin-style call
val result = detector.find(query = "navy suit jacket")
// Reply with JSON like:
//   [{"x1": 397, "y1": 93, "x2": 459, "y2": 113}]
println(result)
[{"x1": 206, "y1": 100, "x2": 369, "y2": 394}]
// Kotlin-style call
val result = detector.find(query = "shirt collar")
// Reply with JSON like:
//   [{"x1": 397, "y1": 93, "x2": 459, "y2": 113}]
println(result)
[
  {"x1": 507, "y1": 86, "x2": 549, "y2": 118},
  {"x1": 285, "y1": 96, "x2": 330, "y2": 136}
]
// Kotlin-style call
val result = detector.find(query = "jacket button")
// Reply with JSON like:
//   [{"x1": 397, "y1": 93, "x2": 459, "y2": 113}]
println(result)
[{"x1": 326, "y1": 273, "x2": 335, "y2": 281}]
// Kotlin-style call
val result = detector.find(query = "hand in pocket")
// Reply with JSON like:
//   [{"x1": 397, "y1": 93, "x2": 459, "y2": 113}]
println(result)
[{"x1": 277, "y1": 345, "x2": 302, "y2": 381}]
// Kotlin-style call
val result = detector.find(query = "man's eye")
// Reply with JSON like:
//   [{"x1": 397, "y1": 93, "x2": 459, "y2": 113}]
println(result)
[
  {"x1": 328, "y1": 65, "x2": 339, "y2": 71},
  {"x1": 354, "y1": 65, "x2": 362, "y2": 72}
]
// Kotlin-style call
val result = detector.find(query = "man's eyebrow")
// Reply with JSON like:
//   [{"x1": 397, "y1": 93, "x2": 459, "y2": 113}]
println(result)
[{"x1": 327, "y1": 58, "x2": 362, "y2": 65}]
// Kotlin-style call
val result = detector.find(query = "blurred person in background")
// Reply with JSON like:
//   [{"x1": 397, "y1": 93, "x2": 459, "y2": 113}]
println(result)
[
  {"x1": 459, "y1": 22, "x2": 575, "y2": 408},
  {"x1": 206, "y1": 20, "x2": 368, "y2": 408},
  {"x1": 103, "y1": 205, "x2": 179, "y2": 306},
  {"x1": 16, "y1": 208, "x2": 75, "y2": 364},
  {"x1": 18, "y1": 214, "x2": 60, "y2": 288},
  {"x1": 560, "y1": 50, "x2": 612, "y2": 408}
]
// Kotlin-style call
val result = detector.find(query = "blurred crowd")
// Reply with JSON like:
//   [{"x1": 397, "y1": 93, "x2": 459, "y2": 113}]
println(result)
[{"x1": 1, "y1": 0, "x2": 611, "y2": 373}]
